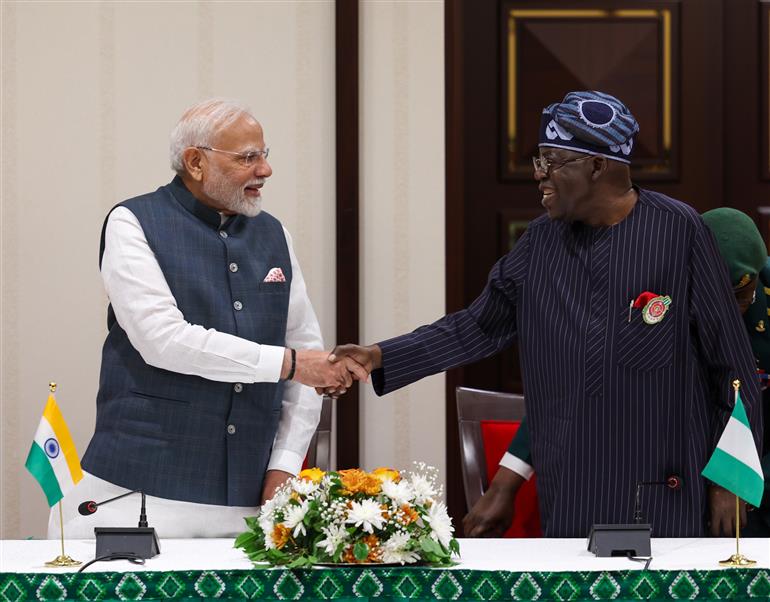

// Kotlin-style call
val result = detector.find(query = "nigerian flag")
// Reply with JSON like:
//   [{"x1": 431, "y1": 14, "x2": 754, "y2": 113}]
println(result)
[
  {"x1": 25, "y1": 393, "x2": 83, "y2": 506},
  {"x1": 702, "y1": 390, "x2": 764, "y2": 507}
]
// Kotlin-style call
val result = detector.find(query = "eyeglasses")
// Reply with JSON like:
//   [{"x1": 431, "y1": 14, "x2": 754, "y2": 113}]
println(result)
[
  {"x1": 196, "y1": 146, "x2": 270, "y2": 167},
  {"x1": 532, "y1": 154, "x2": 592, "y2": 178}
]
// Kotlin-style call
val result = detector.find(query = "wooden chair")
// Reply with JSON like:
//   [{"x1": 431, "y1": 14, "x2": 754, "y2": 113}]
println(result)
[
  {"x1": 456, "y1": 386, "x2": 541, "y2": 537},
  {"x1": 304, "y1": 395, "x2": 333, "y2": 471}
]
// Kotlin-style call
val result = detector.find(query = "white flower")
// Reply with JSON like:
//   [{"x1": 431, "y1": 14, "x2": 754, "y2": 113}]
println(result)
[
  {"x1": 292, "y1": 479, "x2": 319, "y2": 496},
  {"x1": 346, "y1": 498, "x2": 386, "y2": 533},
  {"x1": 261, "y1": 489, "x2": 290, "y2": 517},
  {"x1": 381, "y1": 532, "x2": 420, "y2": 564},
  {"x1": 382, "y1": 479, "x2": 414, "y2": 505},
  {"x1": 425, "y1": 501, "x2": 453, "y2": 548},
  {"x1": 282, "y1": 500, "x2": 309, "y2": 537},
  {"x1": 409, "y1": 474, "x2": 437, "y2": 504},
  {"x1": 315, "y1": 523, "x2": 349, "y2": 556},
  {"x1": 259, "y1": 515, "x2": 275, "y2": 549}
]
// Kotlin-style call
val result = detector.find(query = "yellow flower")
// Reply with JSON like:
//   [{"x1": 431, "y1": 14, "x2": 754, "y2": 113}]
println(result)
[
  {"x1": 272, "y1": 524, "x2": 290, "y2": 549},
  {"x1": 372, "y1": 467, "x2": 401, "y2": 483},
  {"x1": 299, "y1": 467, "x2": 325, "y2": 483},
  {"x1": 339, "y1": 468, "x2": 382, "y2": 495}
]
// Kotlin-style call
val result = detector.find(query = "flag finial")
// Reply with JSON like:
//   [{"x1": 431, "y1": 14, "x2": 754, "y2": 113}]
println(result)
[
  {"x1": 732, "y1": 379, "x2": 740, "y2": 391},
  {"x1": 49, "y1": 382, "x2": 57, "y2": 393}
]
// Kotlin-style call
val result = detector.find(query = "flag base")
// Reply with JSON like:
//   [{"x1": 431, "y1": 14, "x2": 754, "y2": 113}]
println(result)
[
  {"x1": 45, "y1": 554, "x2": 81, "y2": 567},
  {"x1": 719, "y1": 553, "x2": 756, "y2": 567}
]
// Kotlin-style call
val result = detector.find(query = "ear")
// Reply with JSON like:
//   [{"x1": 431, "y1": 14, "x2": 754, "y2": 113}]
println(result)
[
  {"x1": 182, "y1": 148, "x2": 205, "y2": 182},
  {"x1": 590, "y1": 156, "x2": 608, "y2": 181}
]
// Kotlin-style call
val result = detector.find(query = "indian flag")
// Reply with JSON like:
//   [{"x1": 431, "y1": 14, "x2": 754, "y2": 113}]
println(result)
[
  {"x1": 702, "y1": 390, "x2": 764, "y2": 507},
  {"x1": 24, "y1": 393, "x2": 83, "y2": 507}
]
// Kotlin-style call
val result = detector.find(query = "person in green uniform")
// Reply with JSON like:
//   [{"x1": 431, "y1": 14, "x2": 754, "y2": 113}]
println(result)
[
  {"x1": 702, "y1": 207, "x2": 770, "y2": 536},
  {"x1": 464, "y1": 207, "x2": 769, "y2": 538}
]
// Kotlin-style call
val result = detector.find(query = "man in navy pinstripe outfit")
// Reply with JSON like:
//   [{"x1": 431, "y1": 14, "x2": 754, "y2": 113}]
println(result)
[{"x1": 330, "y1": 91, "x2": 763, "y2": 537}]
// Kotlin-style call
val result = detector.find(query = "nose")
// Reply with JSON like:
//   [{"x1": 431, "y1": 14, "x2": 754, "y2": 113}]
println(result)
[
  {"x1": 533, "y1": 167, "x2": 546, "y2": 182},
  {"x1": 256, "y1": 158, "x2": 272, "y2": 178}
]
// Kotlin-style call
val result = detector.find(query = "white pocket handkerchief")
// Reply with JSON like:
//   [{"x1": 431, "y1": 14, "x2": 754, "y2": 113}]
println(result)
[{"x1": 263, "y1": 267, "x2": 286, "y2": 282}]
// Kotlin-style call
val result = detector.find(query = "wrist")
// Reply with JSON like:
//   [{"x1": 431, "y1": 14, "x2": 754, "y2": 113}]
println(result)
[
  {"x1": 280, "y1": 348, "x2": 296, "y2": 380},
  {"x1": 368, "y1": 344, "x2": 383, "y2": 370},
  {"x1": 489, "y1": 466, "x2": 526, "y2": 494},
  {"x1": 287, "y1": 348, "x2": 297, "y2": 380}
]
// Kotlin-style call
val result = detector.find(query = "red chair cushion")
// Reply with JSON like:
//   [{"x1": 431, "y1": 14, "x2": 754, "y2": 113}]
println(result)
[{"x1": 480, "y1": 420, "x2": 541, "y2": 537}]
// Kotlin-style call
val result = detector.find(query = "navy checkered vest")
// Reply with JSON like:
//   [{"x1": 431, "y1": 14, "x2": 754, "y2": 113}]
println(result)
[{"x1": 82, "y1": 177, "x2": 291, "y2": 506}]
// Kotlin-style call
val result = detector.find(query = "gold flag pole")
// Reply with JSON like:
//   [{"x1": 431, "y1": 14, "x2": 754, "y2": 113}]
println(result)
[
  {"x1": 718, "y1": 380, "x2": 756, "y2": 567},
  {"x1": 44, "y1": 382, "x2": 81, "y2": 567}
]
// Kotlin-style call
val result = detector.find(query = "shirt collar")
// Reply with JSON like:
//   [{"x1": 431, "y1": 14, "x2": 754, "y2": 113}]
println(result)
[{"x1": 167, "y1": 175, "x2": 228, "y2": 229}]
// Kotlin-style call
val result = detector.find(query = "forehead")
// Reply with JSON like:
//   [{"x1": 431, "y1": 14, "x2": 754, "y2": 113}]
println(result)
[{"x1": 212, "y1": 114, "x2": 265, "y2": 149}]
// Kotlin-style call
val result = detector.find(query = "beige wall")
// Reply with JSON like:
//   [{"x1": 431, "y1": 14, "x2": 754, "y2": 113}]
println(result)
[
  {"x1": 359, "y1": 0, "x2": 446, "y2": 478},
  {"x1": 0, "y1": 0, "x2": 445, "y2": 539}
]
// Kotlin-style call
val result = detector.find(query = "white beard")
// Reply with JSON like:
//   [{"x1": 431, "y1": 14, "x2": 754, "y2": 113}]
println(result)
[{"x1": 203, "y1": 172, "x2": 263, "y2": 217}]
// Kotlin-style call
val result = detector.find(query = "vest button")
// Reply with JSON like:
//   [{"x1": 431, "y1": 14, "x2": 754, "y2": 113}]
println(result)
[
  {"x1": 227, "y1": 424, "x2": 236, "y2": 435},
  {"x1": 219, "y1": 230, "x2": 228, "y2": 239},
  {"x1": 229, "y1": 262, "x2": 239, "y2": 273},
  {"x1": 233, "y1": 383, "x2": 243, "y2": 393},
  {"x1": 233, "y1": 301, "x2": 243, "y2": 311}
]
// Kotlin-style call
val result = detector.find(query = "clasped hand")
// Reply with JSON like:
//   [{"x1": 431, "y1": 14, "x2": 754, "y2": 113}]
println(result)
[{"x1": 286, "y1": 345, "x2": 382, "y2": 397}]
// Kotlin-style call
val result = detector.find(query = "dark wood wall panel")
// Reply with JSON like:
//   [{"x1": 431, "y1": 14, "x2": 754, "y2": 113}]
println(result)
[
  {"x1": 723, "y1": 0, "x2": 770, "y2": 219},
  {"x1": 759, "y1": 2, "x2": 770, "y2": 180},
  {"x1": 502, "y1": 6, "x2": 679, "y2": 179},
  {"x1": 335, "y1": 0, "x2": 359, "y2": 469}
]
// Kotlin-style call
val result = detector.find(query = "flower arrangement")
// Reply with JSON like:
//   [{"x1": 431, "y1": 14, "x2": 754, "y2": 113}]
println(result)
[{"x1": 235, "y1": 463, "x2": 460, "y2": 567}]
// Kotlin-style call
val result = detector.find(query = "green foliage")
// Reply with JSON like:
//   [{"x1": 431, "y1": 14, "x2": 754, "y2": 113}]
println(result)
[{"x1": 353, "y1": 541, "x2": 369, "y2": 561}]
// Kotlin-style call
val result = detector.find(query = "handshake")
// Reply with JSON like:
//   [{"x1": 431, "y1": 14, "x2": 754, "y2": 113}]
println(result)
[{"x1": 280, "y1": 344, "x2": 382, "y2": 396}]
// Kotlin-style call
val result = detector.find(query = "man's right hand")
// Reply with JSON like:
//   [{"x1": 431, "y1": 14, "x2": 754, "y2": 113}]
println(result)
[
  {"x1": 328, "y1": 344, "x2": 382, "y2": 373},
  {"x1": 282, "y1": 349, "x2": 368, "y2": 391},
  {"x1": 462, "y1": 466, "x2": 524, "y2": 537},
  {"x1": 315, "y1": 344, "x2": 382, "y2": 396}
]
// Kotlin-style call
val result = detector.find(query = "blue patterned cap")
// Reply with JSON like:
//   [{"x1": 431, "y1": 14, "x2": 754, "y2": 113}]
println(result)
[{"x1": 538, "y1": 91, "x2": 639, "y2": 164}]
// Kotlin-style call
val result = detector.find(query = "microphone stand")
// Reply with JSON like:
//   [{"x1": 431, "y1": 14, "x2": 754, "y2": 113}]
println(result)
[
  {"x1": 588, "y1": 476, "x2": 681, "y2": 560},
  {"x1": 77, "y1": 490, "x2": 160, "y2": 570}
]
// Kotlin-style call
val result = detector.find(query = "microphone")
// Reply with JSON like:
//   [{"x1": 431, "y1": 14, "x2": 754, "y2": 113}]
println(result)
[
  {"x1": 78, "y1": 489, "x2": 160, "y2": 561},
  {"x1": 588, "y1": 474, "x2": 682, "y2": 559},
  {"x1": 633, "y1": 475, "x2": 683, "y2": 523},
  {"x1": 78, "y1": 490, "x2": 148, "y2": 527}
]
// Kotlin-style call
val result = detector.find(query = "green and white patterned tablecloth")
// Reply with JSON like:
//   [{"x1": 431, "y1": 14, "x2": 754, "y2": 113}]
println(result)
[
  {"x1": 2, "y1": 538, "x2": 769, "y2": 601},
  {"x1": 2, "y1": 566, "x2": 770, "y2": 601}
]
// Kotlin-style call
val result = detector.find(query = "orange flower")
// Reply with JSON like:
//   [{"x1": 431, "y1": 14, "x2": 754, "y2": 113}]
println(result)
[
  {"x1": 339, "y1": 468, "x2": 382, "y2": 495},
  {"x1": 372, "y1": 467, "x2": 401, "y2": 483},
  {"x1": 400, "y1": 504, "x2": 419, "y2": 525},
  {"x1": 272, "y1": 524, "x2": 290, "y2": 549},
  {"x1": 363, "y1": 534, "x2": 383, "y2": 562},
  {"x1": 342, "y1": 545, "x2": 358, "y2": 563},
  {"x1": 341, "y1": 536, "x2": 383, "y2": 563},
  {"x1": 299, "y1": 467, "x2": 325, "y2": 483}
]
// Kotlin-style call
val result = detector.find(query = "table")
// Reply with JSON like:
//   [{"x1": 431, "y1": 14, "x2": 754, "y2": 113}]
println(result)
[{"x1": 1, "y1": 538, "x2": 769, "y2": 600}]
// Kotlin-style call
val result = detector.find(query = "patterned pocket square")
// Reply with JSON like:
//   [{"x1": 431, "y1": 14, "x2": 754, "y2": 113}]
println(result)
[{"x1": 263, "y1": 267, "x2": 286, "y2": 282}]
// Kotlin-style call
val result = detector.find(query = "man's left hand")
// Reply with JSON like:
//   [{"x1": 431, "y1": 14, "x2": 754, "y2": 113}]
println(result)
[
  {"x1": 261, "y1": 470, "x2": 294, "y2": 505},
  {"x1": 708, "y1": 484, "x2": 747, "y2": 536}
]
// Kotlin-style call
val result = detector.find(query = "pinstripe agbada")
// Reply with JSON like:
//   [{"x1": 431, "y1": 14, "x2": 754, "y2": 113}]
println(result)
[{"x1": 372, "y1": 189, "x2": 763, "y2": 537}]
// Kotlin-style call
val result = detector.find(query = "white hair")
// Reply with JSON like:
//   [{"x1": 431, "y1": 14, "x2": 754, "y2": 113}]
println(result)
[{"x1": 169, "y1": 98, "x2": 255, "y2": 174}]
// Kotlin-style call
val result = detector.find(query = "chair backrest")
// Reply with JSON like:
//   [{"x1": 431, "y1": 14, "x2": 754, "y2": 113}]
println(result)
[
  {"x1": 456, "y1": 386, "x2": 526, "y2": 512},
  {"x1": 304, "y1": 395, "x2": 333, "y2": 472}
]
